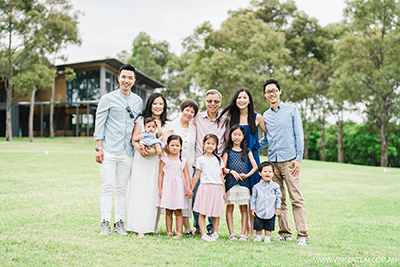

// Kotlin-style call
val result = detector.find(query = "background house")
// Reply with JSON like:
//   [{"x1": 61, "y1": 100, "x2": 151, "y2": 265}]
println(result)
[{"x1": 0, "y1": 58, "x2": 165, "y2": 137}]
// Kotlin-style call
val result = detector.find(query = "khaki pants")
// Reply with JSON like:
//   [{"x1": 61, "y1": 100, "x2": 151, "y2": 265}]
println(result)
[{"x1": 272, "y1": 160, "x2": 309, "y2": 240}]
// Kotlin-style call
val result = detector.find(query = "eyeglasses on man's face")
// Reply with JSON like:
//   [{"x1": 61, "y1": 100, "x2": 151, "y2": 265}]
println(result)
[
  {"x1": 206, "y1": 99, "x2": 221, "y2": 104},
  {"x1": 264, "y1": 89, "x2": 279, "y2": 95}
]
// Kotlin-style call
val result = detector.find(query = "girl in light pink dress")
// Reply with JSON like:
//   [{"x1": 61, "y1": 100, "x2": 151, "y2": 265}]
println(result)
[
  {"x1": 191, "y1": 134, "x2": 226, "y2": 242},
  {"x1": 157, "y1": 135, "x2": 193, "y2": 238}
]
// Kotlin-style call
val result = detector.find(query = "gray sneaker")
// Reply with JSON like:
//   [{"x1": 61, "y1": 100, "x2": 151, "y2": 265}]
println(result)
[
  {"x1": 113, "y1": 220, "x2": 128, "y2": 235},
  {"x1": 297, "y1": 238, "x2": 308, "y2": 246},
  {"x1": 100, "y1": 220, "x2": 111, "y2": 235},
  {"x1": 276, "y1": 235, "x2": 292, "y2": 241}
]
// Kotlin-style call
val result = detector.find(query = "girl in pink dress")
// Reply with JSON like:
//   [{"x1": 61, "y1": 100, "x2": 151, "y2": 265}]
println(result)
[
  {"x1": 191, "y1": 134, "x2": 226, "y2": 242},
  {"x1": 158, "y1": 135, "x2": 193, "y2": 238}
]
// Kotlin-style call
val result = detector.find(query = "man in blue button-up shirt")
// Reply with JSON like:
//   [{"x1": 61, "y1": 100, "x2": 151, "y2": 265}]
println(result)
[
  {"x1": 259, "y1": 78, "x2": 309, "y2": 246},
  {"x1": 94, "y1": 64, "x2": 143, "y2": 236}
]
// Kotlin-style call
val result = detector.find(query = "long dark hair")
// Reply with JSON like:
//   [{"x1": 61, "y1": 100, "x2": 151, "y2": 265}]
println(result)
[
  {"x1": 203, "y1": 134, "x2": 221, "y2": 164},
  {"x1": 217, "y1": 88, "x2": 256, "y2": 135},
  {"x1": 142, "y1": 92, "x2": 168, "y2": 126},
  {"x1": 167, "y1": 134, "x2": 183, "y2": 161},
  {"x1": 222, "y1": 125, "x2": 247, "y2": 161}
]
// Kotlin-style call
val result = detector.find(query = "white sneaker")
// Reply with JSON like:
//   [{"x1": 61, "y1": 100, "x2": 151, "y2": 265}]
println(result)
[
  {"x1": 201, "y1": 234, "x2": 215, "y2": 242},
  {"x1": 264, "y1": 237, "x2": 271, "y2": 243},
  {"x1": 297, "y1": 238, "x2": 308, "y2": 246},
  {"x1": 253, "y1": 236, "x2": 262, "y2": 242},
  {"x1": 210, "y1": 232, "x2": 219, "y2": 240}
]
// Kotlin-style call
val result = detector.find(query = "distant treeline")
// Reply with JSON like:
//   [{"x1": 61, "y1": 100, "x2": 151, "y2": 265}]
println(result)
[{"x1": 306, "y1": 121, "x2": 400, "y2": 168}]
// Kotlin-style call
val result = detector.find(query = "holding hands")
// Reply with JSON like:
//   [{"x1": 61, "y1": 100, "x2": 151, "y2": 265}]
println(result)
[{"x1": 185, "y1": 189, "x2": 194, "y2": 199}]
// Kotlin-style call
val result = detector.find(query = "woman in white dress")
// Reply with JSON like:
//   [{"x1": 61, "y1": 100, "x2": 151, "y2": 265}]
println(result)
[
  {"x1": 163, "y1": 99, "x2": 198, "y2": 236},
  {"x1": 126, "y1": 93, "x2": 169, "y2": 237}
]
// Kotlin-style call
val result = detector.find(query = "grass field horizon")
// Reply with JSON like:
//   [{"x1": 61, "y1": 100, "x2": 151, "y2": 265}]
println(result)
[{"x1": 1, "y1": 137, "x2": 399, "y2": 266}]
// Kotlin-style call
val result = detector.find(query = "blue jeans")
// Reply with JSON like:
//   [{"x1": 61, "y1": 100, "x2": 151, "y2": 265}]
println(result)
[{"x1": 192, "y1": 167, "x2": 213, "y2": 232}]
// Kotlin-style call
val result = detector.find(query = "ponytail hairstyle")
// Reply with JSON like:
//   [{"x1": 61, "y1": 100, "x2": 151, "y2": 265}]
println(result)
[
  {"x1": 167, "y1": 134, "x2": 183, "y2": 161},
  {"x1": 203, "y1": 134, "x2": 221, "y2": 164},
  {"x1": 222, "y1": 124, "x2": 247, "y2": 161}
]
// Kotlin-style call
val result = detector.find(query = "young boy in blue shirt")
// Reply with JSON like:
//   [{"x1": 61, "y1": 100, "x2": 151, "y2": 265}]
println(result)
[{"x1": 251, "y1": 161, "x2": 282, "y2": 242}]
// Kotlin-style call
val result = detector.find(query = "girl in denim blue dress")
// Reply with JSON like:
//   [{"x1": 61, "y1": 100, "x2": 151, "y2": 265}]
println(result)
[{"x1": 222, "y1": 125, "x2": 258, "y2": 241}]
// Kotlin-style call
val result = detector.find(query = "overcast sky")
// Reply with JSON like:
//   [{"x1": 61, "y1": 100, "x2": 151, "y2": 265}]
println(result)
[{"x1": 62, "y1": 0, "x2": 346, "y2": 64}]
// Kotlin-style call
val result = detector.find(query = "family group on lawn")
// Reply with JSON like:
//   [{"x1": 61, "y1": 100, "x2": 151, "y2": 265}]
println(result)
[{"x1": 94, "y1": 64, "x2": 309, "y2": 245}]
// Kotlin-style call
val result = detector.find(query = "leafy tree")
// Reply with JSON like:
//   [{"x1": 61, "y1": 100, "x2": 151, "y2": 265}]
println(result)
[
  {"x1": 334, "y1": 0, "x2": 400, "y2": 166},
  {"x1": 232, "y1": 0, "x2": 297, "y2": 31},
  {"x1": 0, "y1": 0, "x2": 79, "y2": 139},
  {"x1": 309, "y1": 121, "x2": 400, "y2": 167},
  {"x1": 247, "y1": 1, "x2": 339, "y2": 159},
  {"x1": 127, "y1": 32, "x2": 171, "y2": 81},
  {"x1": 0, "y1": 0, "x2": 42, "y2": 141},
  {"x1": 12, "y1": 58, "x2": 53, "y2": 142},
  {"x1": 185, "y1": 12, "x2": 287, "y2": 112},
  {"x1": 39, "y1": 0, "x2": 81, "y2": 138},
  {"x1": 161, "y1": 52, "x2": 203, "y2": 110}
]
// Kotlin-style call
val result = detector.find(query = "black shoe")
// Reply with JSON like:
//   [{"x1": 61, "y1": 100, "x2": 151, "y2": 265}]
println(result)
[{"x1": 185, "y1": 231, "x2": 194, "y2": 237}]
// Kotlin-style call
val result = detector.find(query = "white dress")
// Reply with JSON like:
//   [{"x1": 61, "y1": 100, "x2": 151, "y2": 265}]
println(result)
[
  {"x1": 164, "y1": 119, "x2": 196, "y2": 218},
  {"x1": 126, "y1": 117, "x2": 169, "y2": 233}
]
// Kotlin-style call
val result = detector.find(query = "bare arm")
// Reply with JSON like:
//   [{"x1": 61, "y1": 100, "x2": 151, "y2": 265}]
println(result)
[
  {"x1": 132, "y1": 122, "x2": 148, "y2": 157},
  {"x1": 256, "y1": 113, "x2": 268, "y2": 135},
  {"x1": 183, "y1": 163, "x2": 193, "y2": 198},
  {"x1": 158, "y1": 160, "x2": 165, "y2": 198},
  {"x1": 132, "y1": 122, "x2": 157, "y2": 157},
  {"x1": 221, "y1": 169, "x2": 226, "y2": 200},
  {"x1": 240, "y1": 151, "x2": 258, "y2": 179},
  {"x1": 155, "y1": 119, "x2": 163, "y2": 138},
  {"x1": 222, "y1": 152, "x2": 229, "y2": 175},
  {"x1": 190, "y1": 169, "x2": 201, "y2": 191},
  {"x1": 161, "y1": 130, "x2": 173, "y2": 155}
]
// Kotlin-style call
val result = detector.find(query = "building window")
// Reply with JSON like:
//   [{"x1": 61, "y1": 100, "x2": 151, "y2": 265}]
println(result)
[
  {"x1": 66, "y1": 70, "x2": 100, "y2": 102},
  {"x1": 0, "y1": 87, "x2": 5, "y2": 102},
  {"x1": 131, "y1": 84, "x2": 148, "y2": 106},
  {"x1": 105, "y1": 71, "x2": 119, "y2": 93}
]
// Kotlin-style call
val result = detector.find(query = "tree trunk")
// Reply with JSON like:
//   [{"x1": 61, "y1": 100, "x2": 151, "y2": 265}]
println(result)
[
  {"x1": 337, "y1": 120, "x2": 344, "y2": 163},
  {"x1": 320, "y1": 118, "x2": 326, "y2": 161},
  {"x1": 29, "y1": 88, "x2": 37, "y2": 142},
  {"x1": 304, "y1": 130, "x2": 311, "y2": 160},
  {"x1": 380, "y1": 121, "x2": 388, "y2": 167},
  {"x1": 50, "y1": 74, "x2": 56, "y2": 137},
  {"x1": 6, "y1": 86, "x2": 13, "y2": 141},
  {"x1": 5, "y1": 68, "x2": 13, "y2": 141}
]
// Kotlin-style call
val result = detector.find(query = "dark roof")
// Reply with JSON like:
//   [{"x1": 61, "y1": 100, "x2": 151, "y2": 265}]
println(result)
[{"x1": 57, "y1": 58, "x2": 166, "y2": 89}]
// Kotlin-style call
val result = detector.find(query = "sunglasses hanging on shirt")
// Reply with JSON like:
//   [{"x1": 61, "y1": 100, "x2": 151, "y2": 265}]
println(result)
[{"x1": 126, "y1": 105, "x2": 135, "y2": 119}]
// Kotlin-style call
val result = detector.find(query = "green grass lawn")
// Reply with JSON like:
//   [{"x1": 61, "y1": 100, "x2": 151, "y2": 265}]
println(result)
[{"x1": 1, "y1": 137, "x2": 399, "y2": 266}]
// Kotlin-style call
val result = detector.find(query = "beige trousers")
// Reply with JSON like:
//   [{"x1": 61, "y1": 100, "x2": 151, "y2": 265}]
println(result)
[{"x1": 272, "y1": 160, "x2": 309, "y2": 240}]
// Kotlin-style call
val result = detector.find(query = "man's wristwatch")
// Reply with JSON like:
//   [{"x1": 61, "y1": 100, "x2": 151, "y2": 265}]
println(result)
[{"x1": 95, "y1": 147, "x2": 103, "y2": 152}]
